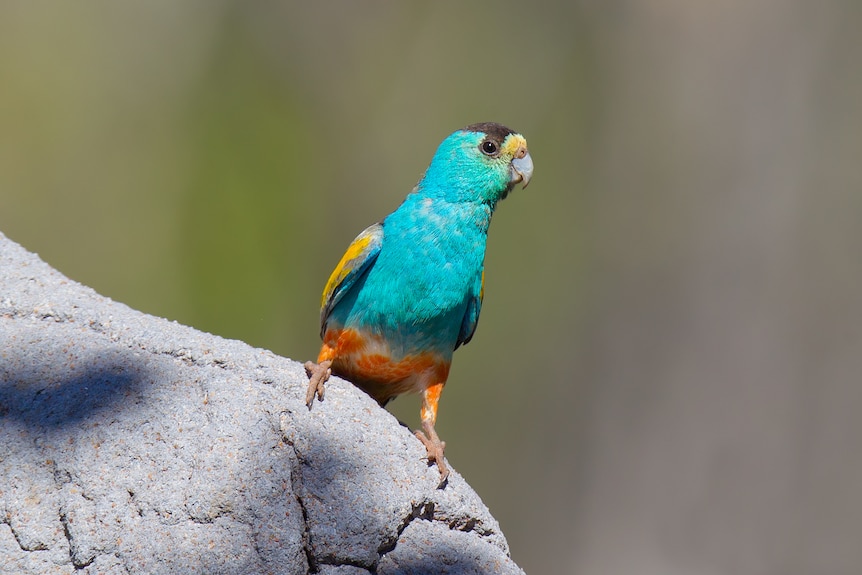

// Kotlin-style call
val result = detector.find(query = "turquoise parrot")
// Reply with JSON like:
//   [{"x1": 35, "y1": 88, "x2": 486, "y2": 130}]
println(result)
[{"x1": 305, "y1": 122, "x2": 533, "y2": 484}]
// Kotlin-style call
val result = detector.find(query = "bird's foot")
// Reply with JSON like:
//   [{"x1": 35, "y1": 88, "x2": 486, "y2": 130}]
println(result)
[
  {"x1": 304, "y1": 359, "x2": 332, "y2": 410},
  {"x1": 415, "y1": 429, "x2": 449, "y2": 488}
]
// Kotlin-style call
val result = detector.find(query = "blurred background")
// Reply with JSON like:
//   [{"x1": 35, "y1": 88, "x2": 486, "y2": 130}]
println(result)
[{"x1": 2, "y1": 1, "x2": 862, "y2": 573}]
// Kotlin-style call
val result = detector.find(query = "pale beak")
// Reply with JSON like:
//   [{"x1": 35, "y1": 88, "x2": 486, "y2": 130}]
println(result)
[{"x1": 510, "y1": 151, "x2": 534, "y2": 188}]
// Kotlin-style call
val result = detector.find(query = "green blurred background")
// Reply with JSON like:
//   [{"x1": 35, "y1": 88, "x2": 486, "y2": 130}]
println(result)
[{"x1": 3, "y1": 2, "x2": 862, "y2": 573}]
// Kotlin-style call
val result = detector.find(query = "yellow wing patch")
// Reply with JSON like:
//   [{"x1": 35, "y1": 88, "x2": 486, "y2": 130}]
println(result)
[
  {"x1": 319, "y1": 223, "x2": 384, "y2": 338},
  {"x1": 321, "y1": 229, "x2": 377, "y2": 308}
]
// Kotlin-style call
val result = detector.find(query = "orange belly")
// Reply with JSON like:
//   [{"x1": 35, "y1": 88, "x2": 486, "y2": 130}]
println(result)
[{"x1": 318, "y1": 327, "x2": 451, "y2": 404}]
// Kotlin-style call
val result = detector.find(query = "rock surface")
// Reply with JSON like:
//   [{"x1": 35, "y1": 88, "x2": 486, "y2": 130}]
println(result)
[{"x1": 0, "y1": 232, "x2": 524, "y2": 575}]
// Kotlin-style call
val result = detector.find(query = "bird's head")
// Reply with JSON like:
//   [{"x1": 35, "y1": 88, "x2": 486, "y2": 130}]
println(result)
[{"x1": 420, "y1": 122, "x2": 533, "y2": 207}]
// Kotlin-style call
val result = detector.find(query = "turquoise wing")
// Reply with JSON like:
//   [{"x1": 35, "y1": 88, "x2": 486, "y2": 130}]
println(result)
[
  {"x1": 455, "y1": 269, "x2": 484, "y2": 350},
  {"x1": 319, "y1": 222, "x2": 383, "y2": 337}
]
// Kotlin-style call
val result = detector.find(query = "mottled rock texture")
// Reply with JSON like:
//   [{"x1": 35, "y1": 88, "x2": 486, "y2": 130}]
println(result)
[{"x1": 0, "y1": 232, "x2": 524, "y2": 575}]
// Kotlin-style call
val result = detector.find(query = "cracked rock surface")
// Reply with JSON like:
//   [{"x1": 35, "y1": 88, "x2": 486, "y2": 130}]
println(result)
[{"x1": 0, "y1": 232, "x2": 525, "y2": 575}]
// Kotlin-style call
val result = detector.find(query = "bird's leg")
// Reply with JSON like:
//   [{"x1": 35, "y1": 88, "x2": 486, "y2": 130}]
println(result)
[
  {"x1": 415, "y1": 381, "x2": 449, "y2": 487},
  {"x1": 304, "y1": 346, "x2": 336, "y2": 410}
]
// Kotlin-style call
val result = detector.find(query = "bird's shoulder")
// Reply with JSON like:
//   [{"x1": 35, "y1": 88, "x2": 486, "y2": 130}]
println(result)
[{"x1": 319, "y1": 222, "x2": 383, "y2": 336}]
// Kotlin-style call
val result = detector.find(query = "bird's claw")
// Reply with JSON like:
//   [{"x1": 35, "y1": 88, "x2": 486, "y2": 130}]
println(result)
[
  {"x1": 304, "y1": 360, "x2": 332, "y2": 410},
  {"x1": 415, "y1": 430, "x2": 449, "y2": 488}
]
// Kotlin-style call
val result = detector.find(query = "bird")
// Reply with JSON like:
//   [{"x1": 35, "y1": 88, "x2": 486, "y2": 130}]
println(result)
[{"x1": 304, "y1": 122, "x2": 533, "y2": 485}]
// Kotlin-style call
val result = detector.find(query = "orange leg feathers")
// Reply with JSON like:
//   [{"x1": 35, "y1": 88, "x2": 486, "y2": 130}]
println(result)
[{"x1": 414, "y1": 381, "x2": 449, "y2": 487}]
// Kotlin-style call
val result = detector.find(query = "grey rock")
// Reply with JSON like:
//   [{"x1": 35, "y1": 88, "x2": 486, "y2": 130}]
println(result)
[
  {"x1": 317, "y1": 567, "x2": 371, "y2": 575},
  {"x1": 0, "y1": 231, "x2": 525, "y2": 575},
  {"x1": 378, "y1": 521, "x2": 525, "y2": 575}
]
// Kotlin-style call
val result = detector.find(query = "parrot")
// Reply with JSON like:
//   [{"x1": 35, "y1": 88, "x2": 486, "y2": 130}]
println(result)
[{"x1": 304, "y1": 122, "x2": 533, "y2": 485}]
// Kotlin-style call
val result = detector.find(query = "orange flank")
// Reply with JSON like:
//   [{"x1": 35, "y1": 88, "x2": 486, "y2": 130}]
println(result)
[{"x1": 319, "y1": 327, "x2": 450, "y2": 405}]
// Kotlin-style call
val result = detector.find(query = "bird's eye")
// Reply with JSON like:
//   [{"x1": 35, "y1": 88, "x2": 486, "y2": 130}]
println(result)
[{"x1": 481, "y1": 140, "x2": 498, "y2": 155}]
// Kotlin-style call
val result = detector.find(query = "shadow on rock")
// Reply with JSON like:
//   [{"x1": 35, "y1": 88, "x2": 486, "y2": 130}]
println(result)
[{"x1": 0, "y1": 349, "x2": 148, "y2": 430}]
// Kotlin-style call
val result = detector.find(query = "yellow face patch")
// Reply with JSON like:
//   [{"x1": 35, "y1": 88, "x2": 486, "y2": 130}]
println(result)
[{"x1": 502, "y1": 133, "x2": 528, "y2": 159}]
